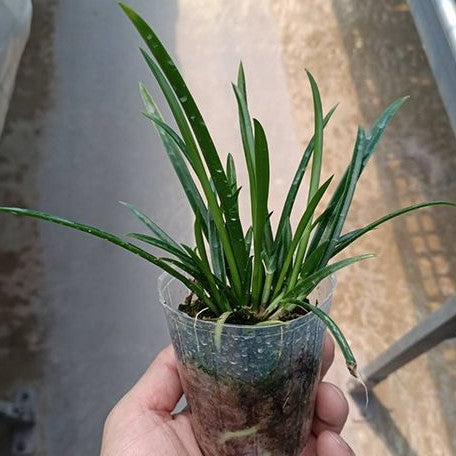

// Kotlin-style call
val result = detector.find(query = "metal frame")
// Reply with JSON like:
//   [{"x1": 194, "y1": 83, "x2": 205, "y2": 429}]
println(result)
[
  {"x1": 408, "y1": 0, "x2": 456, "y2": 135},
  {"x1": 0, "y1": 388, "x2": 36, "y2": 455}
]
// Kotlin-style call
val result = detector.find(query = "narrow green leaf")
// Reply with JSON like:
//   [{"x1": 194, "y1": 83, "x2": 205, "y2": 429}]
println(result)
[
  {"x1": 0, "y1": 207, "x2": 210, "y2": 303},
  {"x1": 314, "y1": 128, "x2": 366, "y2": 268},
  {"x1": 226, "y1": 153, "x2": 237, "y2": 190},
  {"x1": 233, "y1": 84, "x2": 255, "y2": 184},
  {"x1": 192, "y1": 214, "x2": 228, "y2": 313},
  {"x1": 180, "y1": 244, "x2": 234, "y2": 304},
  {"x1": 139, "y1": 82, "x2": 208, "y2": 232},
  {"x1": 251, "y1": 119, "x2": 270, "y2": 308},
  {"x1": 263, "y1": 212, "x2": 274, "y2": 257},
  {"x1": 300, "y1": 240, "x2": 330, "y2": 277},
  {"x1": 333, "y1": 201, "x2": 456, "y2": 257},
  {"x1": 233, "y1": 77, "x2": 274, "y2": 260},
  {"x1": 362, "y1": 96, "x2": 409, "y2": 170},
  {"x1": 285, "y1": 299, "x2": 358, "y2": 377},
  {"x1": 121, "y1": 4, "x2": 246, "y2": 277},
  {"x1": 244, "y1": 226, "x2": 253, "y2": 256},
  {"x1": 194, "y1": 213, "x2": 210, "y2": 270},
  {"x1": 126, "y1": 232, "x2": 193, "y2": 266},
  {"x1": 226, "y1": 153, "x2": 241, "y2": 219},
  {"x1": 286, "y1": 254, "x2": 375, "y2": 300},
  {"x1": 158, "y1": 256, "x2": 205, "y2": 284},
  {"x1": 288, "y1": 71, "x2": 324, "y2": 289},
  {"x1": 138, "y1": 73, "x2": 242, "y2": 295},
  {"x1": 207, "y1": 209, "x2": 226, "y2": 285},
  {"x1": 273, "y1": 105, "x2": 337, "y2": 254},
  {"x1": 237, "y1": 62, "x2": 248, "y2": 104},
  {"x1": 306, "y1": 70, "x2": 324, "y2": 203},
  {"x1": 308, "y1": 98, "x2": 408, "y2": 257},
  {"x1": 241, "y1": 256, "x2": 253, "y2": 307},
  {"x1": 274, "y1": 176, "x2": 333, "y2": 296},
  {"x1": 273, "y1": 217, "x2": 292, "y2": 289},
  {"x1": 233, "y1": 83, "x2": 256, "y2": 208},
  {"x1": 119, "y1": 201, "x2": 183, "y2": 252}
]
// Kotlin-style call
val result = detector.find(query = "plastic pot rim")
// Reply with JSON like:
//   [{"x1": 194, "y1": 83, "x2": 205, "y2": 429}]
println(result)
[{"x1": 158, "y1": 272, "x2": 337, "y2": 333}]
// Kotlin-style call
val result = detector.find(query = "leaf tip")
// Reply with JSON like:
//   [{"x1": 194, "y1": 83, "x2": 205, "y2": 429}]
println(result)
[{"x1": 118, "y1": 2, "x2": 132, "y2": 16}]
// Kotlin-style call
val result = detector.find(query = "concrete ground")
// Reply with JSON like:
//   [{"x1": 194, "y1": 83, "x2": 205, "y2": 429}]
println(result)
[{"x1": 0, "y1": 0, "x2": 455, "y2": 455}]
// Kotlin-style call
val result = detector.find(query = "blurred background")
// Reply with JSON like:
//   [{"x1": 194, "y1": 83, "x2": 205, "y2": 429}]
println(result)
[{"x1": 1, "y1": 0, "x2": 455, "y2": 454}]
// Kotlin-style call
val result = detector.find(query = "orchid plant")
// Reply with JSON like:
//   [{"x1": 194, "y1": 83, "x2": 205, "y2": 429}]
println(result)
[{"x1": 1, "y1": 3, "x2": 454, "y2": 376}]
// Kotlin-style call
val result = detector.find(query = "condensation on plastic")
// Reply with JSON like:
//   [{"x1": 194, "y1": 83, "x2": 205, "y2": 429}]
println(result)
[{"x1": 159, "y1": 273, "x2": 336, "y2": 456}]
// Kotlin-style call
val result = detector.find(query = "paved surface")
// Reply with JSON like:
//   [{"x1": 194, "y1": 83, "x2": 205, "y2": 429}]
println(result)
[{"x1": 0, "y1": 0, "x2": 455, "y2": 455}]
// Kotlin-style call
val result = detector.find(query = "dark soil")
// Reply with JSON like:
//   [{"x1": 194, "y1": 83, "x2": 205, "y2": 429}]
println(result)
[
  {"x1": 178, "y1": 295, "x2": 311, "y2": 324},
  {"x1": 178, "y1": 352, "x2": 320, "y2": 456}
]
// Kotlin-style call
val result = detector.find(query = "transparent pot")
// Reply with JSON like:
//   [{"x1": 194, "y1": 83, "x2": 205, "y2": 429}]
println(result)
[{"x1": 159, "y1": 273, "x2": 336, "y2": 456}]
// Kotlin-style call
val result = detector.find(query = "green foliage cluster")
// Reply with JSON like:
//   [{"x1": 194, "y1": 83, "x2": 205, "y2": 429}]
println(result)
[{"x1": 0, "y1": 4, "x2": 454, "y2": 373}]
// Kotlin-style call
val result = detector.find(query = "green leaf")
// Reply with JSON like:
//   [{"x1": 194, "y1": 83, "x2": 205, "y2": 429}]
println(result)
[
  {"x1": 273, "y1": 105, "x2": 337, "y2": 254},
  {"x1": 333, "y1": 201, "x2": 456, "y2": 257},
  {"x1": 126, "y1": 232, "x2": 193, "y2": 266},
  {"x1": 285, "y1": 299, "x2": 358, "y2": 377},
  {"x1": 362, "y1": 97, "x2": 409, "y2": 170},
  {"x1": 274, "y1": 175, "x2": 333, "y2": 296},
  {"x1": 286, "y1": 253, "x2": 375, "y2": 300},
  {"x1": 180, "y1": 244, "x2": 234, "y2": 304},
  {"x1": 207, "y1": 209, "x2": 226, "y2": 285},
  {"x1": 138, "y1": 72, "x2": 242, "y2": 295},
  {"x1": 0, "y1": 207, "x2": 210, "y2": 303},
  {"x1": 119, "y1": 201, "x2": 183, "y2": 252},
  {"x1": 289, "y1": 71, "x2": 324, "y2": 289},
  {"x1": 241, "y1": 256, "x2": 253, "y2": 306},
  {"x1": 139, "y1": 82, "x2": 208, "y2": 232},
  {"x1": 300, "y1": 240, "x2": 330, "y2": 277},
  {"x1": 263, "y1": 212, "x2": 274, "y2": 257},
  {"x1": 233, "y1": 83, "x2": 255, "y2": 187},
  {"x1": 192, "y1": 214, "x2": 228, "y2": 313},
  {"x1": 306, "y1": 70, "x2": 324, "y2": 203},
  {"x1": 121, "y1": 4, "x2": 246, "y2": 279},
  {"x1": 226, "y1": 153, "x2": 237, "y2": 191},
  {"x1": 194, "y1": 213, "x2": 210, "y2": 271},
  {"x1": 226, "y1": 153, "x2": 241, "y2": 219},
  {"x1": 244, "y1": 226, "x2": 253, "y2": 257},
  {"x1": 308, "y1": 98, "x2": 408, "y2": 258},
  {"x1": 251, "y1": 119, "x2": 270, "y2": 308},
  {"x1": 313, "y1": 128, "x2": 366, "y2": 268}
]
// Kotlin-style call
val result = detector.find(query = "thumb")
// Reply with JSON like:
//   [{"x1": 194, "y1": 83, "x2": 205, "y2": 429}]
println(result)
[
  {"x1": 317, "y1": 431, "x2": 355, "y2": 455},
  {"x1": 128, "y1": 345, "x2": 183, "y2": 413}
]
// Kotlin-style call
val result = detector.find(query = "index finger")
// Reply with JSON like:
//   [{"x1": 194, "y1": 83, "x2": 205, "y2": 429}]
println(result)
[{"x1": 320, "y1": 334, "x2": 335, "y2": 378}]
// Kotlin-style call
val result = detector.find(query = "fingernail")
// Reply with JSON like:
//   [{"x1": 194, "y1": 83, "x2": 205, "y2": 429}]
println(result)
[
  {"x1": 327, "y1": 383, "x2": 347, "y2": 403},
  {"x1": 327, "y1": 431, "x2": 353, "y2": 452}
]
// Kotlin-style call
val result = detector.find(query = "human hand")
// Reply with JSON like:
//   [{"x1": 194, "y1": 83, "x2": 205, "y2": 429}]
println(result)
[{"x1": 100, "y1": 337, "x2": 354, "y2": 456}]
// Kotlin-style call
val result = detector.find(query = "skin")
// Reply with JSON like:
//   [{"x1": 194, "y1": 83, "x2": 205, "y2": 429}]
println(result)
[{"x1": 100, "y1": 336, "x2": 355, "y2": 456}]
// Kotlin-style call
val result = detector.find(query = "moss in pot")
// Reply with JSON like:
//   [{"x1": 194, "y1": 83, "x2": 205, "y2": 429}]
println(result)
[{"x1": 1, "y1": 3, "x2": 455, "y2": 455}]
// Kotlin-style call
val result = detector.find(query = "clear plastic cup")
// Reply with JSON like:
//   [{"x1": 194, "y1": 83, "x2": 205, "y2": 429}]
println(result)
[{"x1": 159, "y1": 273, "x2": 336, "y2": 456}]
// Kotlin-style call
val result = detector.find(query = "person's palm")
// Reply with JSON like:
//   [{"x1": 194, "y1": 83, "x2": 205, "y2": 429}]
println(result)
[{"x1": 100, "y1": 338, "x2": 354, "y2": 456}]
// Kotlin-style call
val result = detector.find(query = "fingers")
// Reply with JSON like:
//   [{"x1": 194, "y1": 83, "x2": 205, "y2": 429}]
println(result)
[
  {"x1": 128, "y1": 345, "x2": 183, "y2": 413},
  {"x1": 312, "y1": 382, "x2": 349, "y2": 435},
  {"x1": 316, "y1": 431, "x2": 355, "y2": 455},
  {"x1": 320, "y1": 334, "x2": 335, "y2": 379}
]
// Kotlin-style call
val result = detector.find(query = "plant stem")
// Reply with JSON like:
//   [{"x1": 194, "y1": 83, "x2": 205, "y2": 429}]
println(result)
[
  {"x1": 287, "y1": 223, "x2": 311, "y2": 291},
  {"x1": 261, "y1": 268, "x2": 274, "y2": 306}
]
